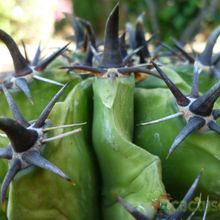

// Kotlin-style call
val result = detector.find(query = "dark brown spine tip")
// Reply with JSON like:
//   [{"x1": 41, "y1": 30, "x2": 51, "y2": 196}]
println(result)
[
  {"x1": 21, "y1": 40, "x2": 30, "y2": 64},
  {"x1": 123, "y1": 45, "x2": 145, "y2": 65},
  {"x1": 60, "y1": 65, "x2": 104, "y2": 75},
  {"x1": 0, "y1": 147, "x2": 12, "y2": 160},
  {"x1": 208, "y1": 120, "x2": 220, "y2": 133},
  {"x1": 90, "y1": 45, "x2": 102, "y2": 65},
  {"x1": 189, "y1": 80, "x2": 220, "y2": 116},
  {"x1": 212, "y1": 52, "x2": 220, "y2": 66},
  {"x1": 0, "y1": 117, "x2": 38, "y2": 153},
  {"x1": 0, "y1": 29, "x2": 32, "y2": 77},
  {"x1": 32, "y1": 42, "x2": 41, "y2": 66},
  {"x1": 126, "y1": 22, "x2": 136, "y2": 49},
  {"x1": 172, "y1": 38, "x2": 195, "y2": 63},
  {"x1": 22, "y1": 151, "x2": 71, "y2": 181},
  {"x1": 211, "y1": 67, "x2": 220, "y2": 81},
  {"x1": 34, "y1": 42, "x2": 71, "y2": 72},
  {"x1": 212, "y1": 109, "x2": 220, "y2": 119},
  {"x1": 115, "y1": 195, "x2": 149, "y2": 220},
  {"x1": 151, "y1": 61, "x2": 190, "y2": 106},
  {"x1": 15, "y1": 78, "x2": 33, "y2": 103},
  {"x1": 1, "y1": 159, "x2": 21, "y2": 203},
  {"x1": 135, "y1": 12, "x2": 150, "y2": 61},
  {"x1": 198, "y1": 26, "x2": 220, "y2": 66},
  {"x1": 171, "y1": 171, "x2": 202, "y2": 220},
  {"x1": 119, "y1": 32, "x2": 128, "y2": 59},
  {"x1": 70, "y1": 15, "x2": 85, "y2": 50},
  {"x1": 33, "y1": 83, "x2": 69, "y2": 128},
  {"x1": 81, "y1": 45, "x2": 93, "y2": 66},
  {"x1": 167, "y1": 116, "x2": 205, "y2": 158},
  {"x1": 79, "y1": 18, "x2": 96, "y2": 48},
  {"x1": 135, "y1": 13, "x2": 145, "y2": 36},
  {"x1": 160, "y1": 42, "x2": 184, "y2": 60},
  {"x1": 2, "y1": 85, "x2": 30, "y2": 127},
  {"x1": 118, "y1": 66, "x2": 161, "y2": 79},
  {"x1": 101, "y1": 3, "x2": 123, "y2": 68},
  {"x1": 191, "y1": 63, "x2": 200, "y2": 98}
]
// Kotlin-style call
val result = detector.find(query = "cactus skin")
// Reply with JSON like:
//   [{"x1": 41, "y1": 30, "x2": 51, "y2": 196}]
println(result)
[
  {"x1": 0, "y1": 1, "x2": 214, "y2": 219},
  {"x1": 0, "y1": 71, "x2": 80, "y2": 215},
  {"x1": 0, "y1": 78, "x2": 100, "y2": 220},
  {"x1": 92, "y1": 76, "x2": 174, "y2": 220},
  {"x1": 134, "y1": 71, "x2": 220, "y2": 219}
]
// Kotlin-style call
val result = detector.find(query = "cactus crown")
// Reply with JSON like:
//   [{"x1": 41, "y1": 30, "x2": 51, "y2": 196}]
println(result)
[{"x1": 61, "y1": 4, "x2": 160, "y2": 80}]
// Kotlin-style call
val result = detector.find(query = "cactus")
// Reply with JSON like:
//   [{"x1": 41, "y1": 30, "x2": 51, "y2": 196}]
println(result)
[{"x1": 0, "y1": 2, "x2": 219, "y2": 220}]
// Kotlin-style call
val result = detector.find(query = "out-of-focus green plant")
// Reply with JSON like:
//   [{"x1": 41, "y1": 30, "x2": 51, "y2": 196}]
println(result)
[
  {"x1": 72, "y1": 0, "x2": 118, "y2": 35},
  {"x1": 72, "y1": 0, "x2": 220, "y2": 42},
  {"x1": 125, "y1": 0, "x2": 220, "y2": 42},
  {"x1": 157, "y1": 0, "x2": 199, "y2": 39}
]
